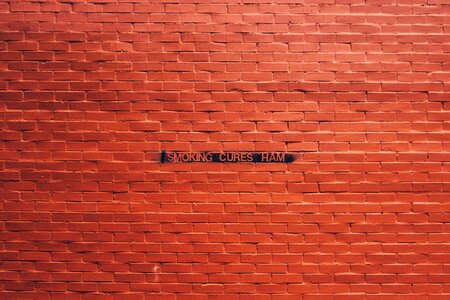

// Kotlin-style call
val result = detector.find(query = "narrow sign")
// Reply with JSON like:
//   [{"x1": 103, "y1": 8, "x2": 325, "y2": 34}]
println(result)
[{"x1": 160, "y1": 151, "x2": 295, "y2": 163}]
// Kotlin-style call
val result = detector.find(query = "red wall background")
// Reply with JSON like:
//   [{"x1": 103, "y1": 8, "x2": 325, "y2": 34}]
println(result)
[{"x1": 1, "y1": 0, "x2": 450, "y2": 299}]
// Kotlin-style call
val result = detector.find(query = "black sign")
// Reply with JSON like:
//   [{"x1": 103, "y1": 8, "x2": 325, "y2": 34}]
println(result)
[{"x1": 160, "y1": 151, "x2": 295, "y2": 163}]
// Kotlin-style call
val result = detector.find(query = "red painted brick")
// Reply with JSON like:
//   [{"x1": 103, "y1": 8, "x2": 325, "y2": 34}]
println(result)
[{"x1": 0, "y1": 1, "x2": 450, "y2": 298}]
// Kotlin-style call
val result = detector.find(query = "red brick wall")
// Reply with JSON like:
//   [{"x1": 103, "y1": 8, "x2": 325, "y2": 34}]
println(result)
[{"x1": 1, "y1": 0, "x2": 450, "y2": 299}]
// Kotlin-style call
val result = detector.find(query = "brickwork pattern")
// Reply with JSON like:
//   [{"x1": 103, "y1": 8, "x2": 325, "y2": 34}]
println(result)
[{"x1": 1, "y1": 0, "x2": 450, "y2": 299}]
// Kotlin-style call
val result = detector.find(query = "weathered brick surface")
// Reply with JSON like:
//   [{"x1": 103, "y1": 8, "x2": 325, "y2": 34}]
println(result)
[{"x1": 1, "y1": 0, "x2": 450, "y2": 298}]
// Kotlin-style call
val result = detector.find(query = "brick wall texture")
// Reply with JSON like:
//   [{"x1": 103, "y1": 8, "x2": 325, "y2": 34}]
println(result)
[{"x1": 1, "y1": 0, "x2": 450, "y2": 299}]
